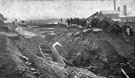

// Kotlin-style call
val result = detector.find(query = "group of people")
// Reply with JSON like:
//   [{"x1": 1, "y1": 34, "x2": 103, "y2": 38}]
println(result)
[
  {"x1": 66, "y1": 18, "x2": 87, "y2": 27},
  {"x1": 90, "y1": 17, "x2": 134, "y2": 36},
  {"x1": 112, "y1": 22, "x2": 133, "y2": 36},
  {"x1": 66, "y1": 18, "x2": 73, "y2": 25},
  {"x1": 122, "y1": 23, "x2": 133, "y2": 36}
]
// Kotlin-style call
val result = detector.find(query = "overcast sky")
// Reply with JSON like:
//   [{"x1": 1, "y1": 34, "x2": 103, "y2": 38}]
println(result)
[{"x1": 0, "y1": 0, "x2": 134, "y2": 21}]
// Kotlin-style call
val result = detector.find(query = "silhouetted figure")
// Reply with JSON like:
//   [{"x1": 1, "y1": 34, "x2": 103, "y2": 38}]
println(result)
[
  {"x1": 122, "y1": 23, "x2": 133, "y2": 36},
  {"x1": 126, "y1": 26, "x2": 133, "y2": 36},
  {"x1": 77, "y1": 18, "x2": 79, "y2": 25},
  {"x1": 66, "y1": 18, "x2": 70, "y2": 25},
  {"x1": 21, "y1": 20, "x2": 25, "y2": 24},
  {"x1": 12, "y1": 21, "x2": 15, "y2": 25},
  {"x1": 15, "y1": 19, "x2": 17, "y2": 22},
  {"x1": 61, "y1": 18, "x2": 63, "y2": 22},
  {"x1": 70, "y1": 17, "x2": 73, "y2": 25},
  {"x1": 82, "y1": 20, "x2": 86, "y2": 27},
  {"x1": 122, "y1": 24, "x2": 128, "y2": 34}
]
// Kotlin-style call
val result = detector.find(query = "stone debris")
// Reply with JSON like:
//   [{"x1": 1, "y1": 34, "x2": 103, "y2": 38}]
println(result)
[
  {"x1": 0, "y1": 13, "x2": 135, "y2": 78},
  {"x1": 15, "y1": 27, "x2": 37, "y2": 37}
]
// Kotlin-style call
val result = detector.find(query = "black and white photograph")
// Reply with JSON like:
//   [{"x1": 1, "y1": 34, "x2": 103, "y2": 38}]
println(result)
[{"x1": 0, "y1": 0, "x2": 135, "y2": 78}]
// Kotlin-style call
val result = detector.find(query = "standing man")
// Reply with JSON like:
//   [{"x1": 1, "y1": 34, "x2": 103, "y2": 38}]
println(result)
[
  {"x1": 67, "y1": 18, "x2": 70, "y2": 26},
  {"x1": 66, "y1": 18, "x2": 69, "y2": 25},
  {"x1": 70, "y1": 17, "x2": 73, "y2": 25},
  {"x1": 126, "y1": 27, "x2": 130, "y2": 36},
  {"x1": 126, "y1": 26, "x2": 133, "y2": 36},
  {"x1": 61, "y1": 18, "x2": 63, "y2": 22}
]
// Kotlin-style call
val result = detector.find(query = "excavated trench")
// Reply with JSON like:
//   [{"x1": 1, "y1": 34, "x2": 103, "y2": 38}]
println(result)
[
  {"x1": 53, "y1": 27, "x2": 135, "y2": 78},
  {"x1": 0, "y1": 24, "x2": 135, "y2": 78}
]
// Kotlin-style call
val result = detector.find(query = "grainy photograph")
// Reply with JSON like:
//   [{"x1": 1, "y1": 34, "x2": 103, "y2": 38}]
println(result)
[{"x1": 0, "y1": 0, "x2": 135, "y2": 78}]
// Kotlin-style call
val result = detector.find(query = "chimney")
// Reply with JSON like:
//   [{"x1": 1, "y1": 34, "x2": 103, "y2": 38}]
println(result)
[
  {"x1": 123, "y1": 5, "x2": 127, "y2": 15},
  {"x1": 113, "y1": 0, "x2": 116, "y2": 11},
  {"x1": 117, "y1": 7, "x2": 120, "y2": 12}
]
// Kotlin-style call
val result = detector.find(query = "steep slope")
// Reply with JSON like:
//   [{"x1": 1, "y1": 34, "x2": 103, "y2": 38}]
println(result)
[
  {"x1": 53, "y1": 27, "x2": 135, "y2": 78},
  {"x1": 0, "y1": 32, "x2": 107, "y2": 78}
]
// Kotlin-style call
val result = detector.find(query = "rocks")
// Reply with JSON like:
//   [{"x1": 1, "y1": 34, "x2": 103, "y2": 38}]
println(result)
[
  {"x1": 1, "y1": 22, "x2": 135, "y2": 78},
  {"x1": 0, "y1": 31, "x2": 109, "y2": 78},
  {"x1": 52, "y1": 26, "x2": 135, "y2": 78}
]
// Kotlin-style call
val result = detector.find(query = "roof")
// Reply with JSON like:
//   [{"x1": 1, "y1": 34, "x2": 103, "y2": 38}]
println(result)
[
  {"x1": 100, "y1": 10, "x2": 122, "y2": 15},
  {"x1": 100, "y1": 10, "x2": 122, "y2": 21},
  {"x1": 120, "y1": 16, "x2": 135, "y2": 22},
  {"x1": 120, "y1": 15, "x2": 135, "y2": 17},
  {"x1": 87, "y1": 12, "x2": 106, "y2": 21}
]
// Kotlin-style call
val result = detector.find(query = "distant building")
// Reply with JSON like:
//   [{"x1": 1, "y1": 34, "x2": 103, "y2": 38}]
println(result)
[
  {"x1": 86, "y1": 11, "x2": 114, "y2": 27},
  {"x1": 87, "y1": 12, "x2": 106, "y2": 21},
  {"x1": 86, "y1": 12, "x2": 107, "y2": 25},
  {"x1": 100, "y1": 10, "x2": 122, "y2": 22},
  {"x1": 120, "y1": 16, "x2": 135, "y2": 23},
  {"x1": 87, "y1": 10, "x2": 121, "y2": 23},
  {"x1": 98, "y1": 10, "x2": 135, "y2": 23}
]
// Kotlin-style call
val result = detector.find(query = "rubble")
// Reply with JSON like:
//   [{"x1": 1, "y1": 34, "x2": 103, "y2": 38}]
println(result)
[
  {"x1": 0, "y1": 13, "x2": 135, "y2": 78},
  {"x1": 51, "y1": 18, "x2": 135, "y2": 78},
  {"x1": 0, "y1": 32, "x2": 107, "y2": 78},
  {"x1": 15, "y1": 27, "x2": 37, "y2": 38}
]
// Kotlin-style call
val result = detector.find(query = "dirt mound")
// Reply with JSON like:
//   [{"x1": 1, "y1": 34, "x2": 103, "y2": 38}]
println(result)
[
  {"x1": 0, "y1": 22, "x2": 135, "y2": 78},
  {"x1": 0, "y1": 36, "x2": 61, "y2": 78},
  {"x1": 53, "y1": 28, "x2": 135, "y2": 78},
  {"x1": 0, "y1": 33, "x2": 106, "y2": 78}
]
